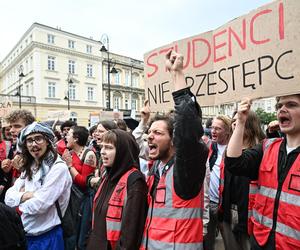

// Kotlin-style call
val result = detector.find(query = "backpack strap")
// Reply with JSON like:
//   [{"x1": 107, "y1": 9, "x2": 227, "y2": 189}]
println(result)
[
  {"x1": 55, "y1": 200, "x2": 63, "y2": 223},
  {"x1": 81, "y1": 148, "x2": 92, "y2": 163}
]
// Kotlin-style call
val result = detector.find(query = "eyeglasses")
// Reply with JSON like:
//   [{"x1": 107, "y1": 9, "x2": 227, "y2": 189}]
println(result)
[
  {"x1": 275, "y1": 101, "x2": 300, "y2": 111},
  {"x1": 25, "y1": 135, "x2": 45, "y2": 146}
]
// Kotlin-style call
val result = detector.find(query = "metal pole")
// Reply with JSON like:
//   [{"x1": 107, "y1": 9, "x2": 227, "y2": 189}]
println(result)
[
  {"x1": 107, "y1": 49, "x2": 111, "y2": 111},
  {"x1": 18, "y1": 82, "x2": 21, "y2": 109},
  {"x1": 68, "y1": 80, "x2": 70, "y2": 110},
  {"x1": 17, "y1": 65, "x2": 25, "y2": 109}
]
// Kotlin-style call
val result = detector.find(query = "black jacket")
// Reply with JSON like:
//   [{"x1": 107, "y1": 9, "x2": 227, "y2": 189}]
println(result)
[{"x1": 172, "y1": 87, "x2": 208, "y2": 200}]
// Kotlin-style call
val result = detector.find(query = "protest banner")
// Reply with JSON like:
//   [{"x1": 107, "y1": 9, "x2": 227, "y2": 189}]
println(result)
[
  {"x1": 99, "y1": 111, "x2": 123, "y2": 121},
  {"x1": 0, "y1": 100, "x2": 12, "y2": 118},
  {"x1": 144, "y1": 0, "x2": 300, "y2": 111},
  {"x1": 47, "y1": 110, "x2": 71, "y2": 121}
]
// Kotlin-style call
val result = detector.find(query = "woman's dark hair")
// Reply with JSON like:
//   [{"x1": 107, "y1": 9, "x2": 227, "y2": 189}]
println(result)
[
  {"x1": 22, "y1": 135, "x2": 57, "y2": 180},
  {"x1": 89, "y1": 125, "x2": 97, "y2": 136},
  {"x1": 60, "y1": 120, "x2": 77, "y2": 132},
  {"x1": 115, "y1": 119, "x2": 128, "y2": 131},
  {"x1": 72, "y1": 126, "x2": 89, "y2": 146},
  {"x1": 98, "y1": 120, "x2": 118, "y2": 131}
]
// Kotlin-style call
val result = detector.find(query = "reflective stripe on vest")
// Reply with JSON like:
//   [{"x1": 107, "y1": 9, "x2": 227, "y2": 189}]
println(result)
[
  {"x1": 259, "y1": 186, "x2": 300, "y2": 207},
  {"x1": 253, "y1": 209, "x2": 300, "y2": 241},
  {"x1": 142, "y1": 164, "x2": 203, "y2": 249},
  {"x1": 141, "y1": 237, "x2": 203, "y2": 250}
]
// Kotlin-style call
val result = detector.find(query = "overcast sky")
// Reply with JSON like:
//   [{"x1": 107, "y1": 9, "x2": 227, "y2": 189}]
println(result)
[{"x1": 0, "y1": 0, "x2": 272, "y2": 61}]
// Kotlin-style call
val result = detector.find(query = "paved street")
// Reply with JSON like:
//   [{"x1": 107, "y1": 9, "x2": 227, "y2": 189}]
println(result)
[{"x1": 215, "y1": 235, "x2": 225, "y2": 250}]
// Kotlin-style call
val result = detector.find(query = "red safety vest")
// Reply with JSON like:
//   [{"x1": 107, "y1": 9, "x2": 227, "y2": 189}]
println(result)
[
  {"x1": 141, "y1": 161, "x2": 204, "y2": 250},
  {"x1": 56, "y1": 139, "x2": 67, "y2": 156},
  {"x1": 208, "y1": 142, "x2": 225, "y2": 209},
  {"x1": 0, "y1": 140, "x2": 10, "y2": 161},
  {"x1": 248, "y1": 180, "x2": 258, "y2": 235},
  {"x1": 252, "y1": 138, "x2": 300, "y2": 249},
  {"x1": 93, "y1": 168, "x2": 137, "y2": 250}
]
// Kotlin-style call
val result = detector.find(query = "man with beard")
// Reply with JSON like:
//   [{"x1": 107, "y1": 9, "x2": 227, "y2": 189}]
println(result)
[
  {"x1": 225, "y1": 95, "x2": 300, "y2": 249},
  {"x1": 140, "y1": 51, "x2": 208, "y2": 250}
]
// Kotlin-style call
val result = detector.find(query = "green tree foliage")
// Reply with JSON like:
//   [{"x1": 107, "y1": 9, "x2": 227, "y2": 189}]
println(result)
[{"x1": 255, "y1": 108, "x2": 277, "y2": 125}]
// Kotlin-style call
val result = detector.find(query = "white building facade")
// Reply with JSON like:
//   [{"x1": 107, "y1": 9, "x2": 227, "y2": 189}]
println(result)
[{"x1": 0, "y1": 23, "x2": 144, "y2": 126}]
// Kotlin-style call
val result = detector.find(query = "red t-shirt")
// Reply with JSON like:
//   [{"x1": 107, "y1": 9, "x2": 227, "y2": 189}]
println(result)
[{"x1": 72, "y1": 151, "x2": 95, "y2": 190}]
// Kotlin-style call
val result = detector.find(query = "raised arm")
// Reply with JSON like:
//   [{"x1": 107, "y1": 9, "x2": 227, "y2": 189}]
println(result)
[
  {"x1": 227, "y1": 98, "x2": 251, "y2": 157},
  {"x1": 225, "y1": 98, "x2": 262, "y2": 180},
  {"x1": 166, "y1": 50, "x2": 208, "y2": 199}
]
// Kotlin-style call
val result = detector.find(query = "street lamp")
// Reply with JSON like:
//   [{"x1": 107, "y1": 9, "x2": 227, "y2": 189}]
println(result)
[
  {"x1": 17, "y1": 65, "x2": 25, "y2": 109},
  {"x1": 100, "y1": 34, "x2": 117, "y2": 111},
  {"x1": 64, "y1": 74, "x2": 73, "y2": 110}
]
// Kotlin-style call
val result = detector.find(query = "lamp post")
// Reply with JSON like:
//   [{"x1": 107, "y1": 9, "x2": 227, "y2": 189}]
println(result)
[
  {"x1": 64, "y1": 74, "x2": 73, "y2": 110},
  {"x1": 100, "y1": 34, "x2": 117, "y2": 111},
  {"x1": 17, "y1": 65, "x2": 25, "y2": 109}
]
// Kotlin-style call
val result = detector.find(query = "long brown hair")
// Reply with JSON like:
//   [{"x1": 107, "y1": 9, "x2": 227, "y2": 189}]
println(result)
[{"x1": 232, "y1": 110, "x2": 265, "y2": 148}]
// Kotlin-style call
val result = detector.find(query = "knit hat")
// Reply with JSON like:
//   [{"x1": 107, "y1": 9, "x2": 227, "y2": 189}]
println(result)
[{"x1": 18, "y1": 122, "x2": 55, "y2": 148}]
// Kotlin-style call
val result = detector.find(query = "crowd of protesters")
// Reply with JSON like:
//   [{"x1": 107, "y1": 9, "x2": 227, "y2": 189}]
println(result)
[{"x1": 1, "y1": 51, "x2": 300, "y2": 250}]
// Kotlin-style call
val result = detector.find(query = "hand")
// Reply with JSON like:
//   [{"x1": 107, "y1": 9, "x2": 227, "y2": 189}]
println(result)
[
  {"x1": 140, "y1": 100, "x2": 151, "y2": 124},
  {"x1": 90, "y1": 177, "x2": 101, "y2": 188},
  {"x1": 94, "y1": 169, "x2": 100, "y2": 178},
  {"x1": 62, "y1": 150, "x2": 72, "y2": 167},
  {"x1": 237, "y1": 98, "x2": 252, "y2": 124},
  {"x1": 21, "y1": 191, "x2": 34, "y2": 203},
  {"x1": 165, "y1": 50, "x2": 184, "y2": 73},
  {"x1": 267, "y1": 120, "x2": 280, "y2": 133},
  {"x1": 1, "y1": 159, "x2": 13, "y2": 173},
  {"x1": 12, "y1": 155, "x2": 24, "y2": 171},
  {"x1": 0, "y1": 185, "x2": 4, "y2": 195},
  {"x1": 166, "y1": 50, "x2": 186, "y2": 91}
]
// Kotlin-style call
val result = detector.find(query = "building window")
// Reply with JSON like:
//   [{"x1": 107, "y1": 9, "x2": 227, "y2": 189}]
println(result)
[
  {"x1": 114, "y1": 71, "x2": 120, "y2": 85},
  {"x1": 68, "y1": 40, "x2": 75, "y2": 49},
  {"x1": 87, "y1": 64, "x2": 93, "y2": 77},
  {"x1": 103, "y1": 65, "x2": 108, "y2": 83},
  {"x1": 87, "y1": 87, "x2": 94, "y2": 101},
  {"x1": 68, "y1": 60, "x2": 75, "y2": 74},
  {"x1": 47, "y1": 34, "x2": 55, "y2": 44},
  {"x1": 125, "y1": 99, "x2": 129, "y2": 109},
  {"x1": 114, "y1": 96, "x2": 120, "y2": 110},
  {"x1": 48, "y1": 82, "x2": 56, "y2": 98},
  {"x1": 132, "y1": 73, "x2": 139, "y2": 87},
  {"x1": 86, "y1": 45, "x2": 92, "y2": 53},
  {"x1": 125, "y1": 70, "x2": 130, "y2": 86},
  {"x1": 25, "y1": 84, "x2": 29, "y2": 96},
  {"x1": 47, "y1": 56, "x2": 55, "y2": 71},
  {"x1": 131, "y1": 98, "x2": 137, "y2": 110},
  {"x1": 69, "y1": 84, "x2": 76, "y2": 100}
]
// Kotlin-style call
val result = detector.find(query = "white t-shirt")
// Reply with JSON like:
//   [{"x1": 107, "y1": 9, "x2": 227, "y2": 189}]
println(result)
[
  {"x1": 209, "y1": 144, "x2": 227, "y2": 204},
  {"x1": 286, "y1": 145, "x2": 296, "y2": 155}
]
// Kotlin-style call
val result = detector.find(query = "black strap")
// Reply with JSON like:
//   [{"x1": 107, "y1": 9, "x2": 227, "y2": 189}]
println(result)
[
  {"x1": 55, "y1": 201, "x2": 63, "y2": 222},
  {"x1": 209, "y1": 142, "x2": 218, "y2": 171},
  {"x1": 81, "y1": 148, "x2": 91, "y2": 163}
]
